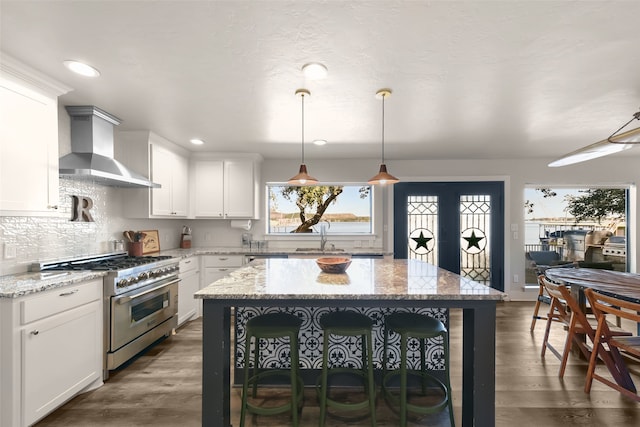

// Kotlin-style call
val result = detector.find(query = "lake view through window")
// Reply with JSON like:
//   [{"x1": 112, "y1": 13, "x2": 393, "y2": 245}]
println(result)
[{"x1": 267, "y1": 184, "x2": 373, "y2": 234}]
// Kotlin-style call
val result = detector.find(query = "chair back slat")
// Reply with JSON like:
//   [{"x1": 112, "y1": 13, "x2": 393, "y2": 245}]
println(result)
[
  {"x1": 586, "y1": 289, "x2": 640, "y2": 324},
  {"x1": 542, "y1": 278, "x2": 593, "y2": 332}
]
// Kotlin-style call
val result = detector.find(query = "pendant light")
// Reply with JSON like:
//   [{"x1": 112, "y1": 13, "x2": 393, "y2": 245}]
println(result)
[
  {"x1": 548, "y1": 107, "x2": 640, "y2": 167},
  {"x1": 368, "y1": 89, "x2": 399, "y2": 185},
  {"x1": 288, "y1": 89, "x2": 318, "y2": 185}
]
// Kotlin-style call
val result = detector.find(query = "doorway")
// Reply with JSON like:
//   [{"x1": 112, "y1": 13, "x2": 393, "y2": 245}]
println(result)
[{"x1": 393, "y1": 181, "x2": 505, "y2": 291}]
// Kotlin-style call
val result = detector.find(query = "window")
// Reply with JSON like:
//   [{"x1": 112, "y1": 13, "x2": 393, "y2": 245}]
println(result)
[
  {"x1": 523, "y1": 186, "x2": 629, "y2": 285},
  {"x1": 267, "y1": 184, "x2": 373, "y2": 234}
]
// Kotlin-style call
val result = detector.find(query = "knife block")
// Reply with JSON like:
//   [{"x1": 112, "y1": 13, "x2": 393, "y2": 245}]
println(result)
[{"x1": 180, "y1": 233, "x2": 192, "y2": 249}]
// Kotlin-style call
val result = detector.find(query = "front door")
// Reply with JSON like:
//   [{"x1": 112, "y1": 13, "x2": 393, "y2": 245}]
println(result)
[{"x1": 393, "y1": 181, "x2": 504, "y2": 291}]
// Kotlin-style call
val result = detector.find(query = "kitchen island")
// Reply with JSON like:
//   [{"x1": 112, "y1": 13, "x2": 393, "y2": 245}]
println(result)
[{"x1": 195, "y1": 258, "x2": 506, "y2": 426}]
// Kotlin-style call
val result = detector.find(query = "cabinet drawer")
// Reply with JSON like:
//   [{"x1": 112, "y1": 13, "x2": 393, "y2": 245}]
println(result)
[
  {"x1": 202, "y1": 255, "x2": 243, "y2": 268},
  {"x1": 21, "y1": 279, "x2": 102, "y2": 325},
  {"x1": 179, "y1": 257, "x2": 198, "y2": 274}
]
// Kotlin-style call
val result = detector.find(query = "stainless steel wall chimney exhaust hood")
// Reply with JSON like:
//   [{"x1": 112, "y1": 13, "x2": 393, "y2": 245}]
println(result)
[{"x1": 59, "y1": 106, "x2": 160, "y2": 188}]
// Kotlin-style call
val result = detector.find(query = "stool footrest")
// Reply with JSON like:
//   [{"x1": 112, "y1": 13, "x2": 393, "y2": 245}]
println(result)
[
  {"x1": 245, "y1": 369, "x2": 305, "y2": 416},
  {"x1": 315, "y1": 368, "x2": 376, "y2": 411},
  {"x1": 382, "y1": 369, "x2": 449, "y2": 415}
]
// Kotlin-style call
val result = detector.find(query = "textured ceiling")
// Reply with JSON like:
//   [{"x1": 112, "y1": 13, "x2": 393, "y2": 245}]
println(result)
[{"x1": 1, "y1": 0, "x2": 639, "y2": 161}]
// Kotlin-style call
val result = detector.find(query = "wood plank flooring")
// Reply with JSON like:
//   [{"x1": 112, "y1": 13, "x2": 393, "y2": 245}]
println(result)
[{"x1": 35, "y1": 302, "x2": 640, "y2": 426}]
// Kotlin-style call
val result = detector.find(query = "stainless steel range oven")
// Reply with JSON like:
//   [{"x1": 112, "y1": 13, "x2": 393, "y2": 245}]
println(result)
[{"x1": 32, "y1": 252, "x2": 180, "y2": 379}]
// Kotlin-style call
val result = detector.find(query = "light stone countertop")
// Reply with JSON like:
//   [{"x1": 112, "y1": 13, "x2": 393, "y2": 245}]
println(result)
[
  {"x1": 195, "y1": 258, "x2": 506, "y2": 301},
  {"x1": 0, "y1": 247, "x2": 389, "y2": 298},
  {"x1": 0, "y1": 271, "x2": 107, "y2": 299}
]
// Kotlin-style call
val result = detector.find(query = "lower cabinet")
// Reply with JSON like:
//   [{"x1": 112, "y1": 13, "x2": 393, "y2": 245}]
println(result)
[
  {"x1": 200, "y1": 255, "x2": 244, "y2": 317},
  {"x1": 201, "y1": 255, "x2": 245, "y2": 290},
  {"x1": 0, "y1": 279, "x2": 103, "y2": 427},
  {"x1": 178, "y1": 257, "x2": 200, "y2": 326}
]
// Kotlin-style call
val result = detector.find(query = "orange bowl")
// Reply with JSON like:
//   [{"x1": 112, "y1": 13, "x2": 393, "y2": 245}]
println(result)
[{"x1": 316, "y1": 257, "x2": 352, "y2": 274}]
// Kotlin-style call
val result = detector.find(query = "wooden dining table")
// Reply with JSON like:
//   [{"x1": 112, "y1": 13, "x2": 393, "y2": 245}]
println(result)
[
  {"x1": 545, "y1": 267, "x2": 640, "y2": 392},
  {"x1": 545, "y1": 268, "x2": 640, "y2": 335}
]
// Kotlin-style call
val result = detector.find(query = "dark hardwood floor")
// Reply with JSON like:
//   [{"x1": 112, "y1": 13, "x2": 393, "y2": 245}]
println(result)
[{"x1": 35, "y1": 301, "x2": 640, "y2": 426}]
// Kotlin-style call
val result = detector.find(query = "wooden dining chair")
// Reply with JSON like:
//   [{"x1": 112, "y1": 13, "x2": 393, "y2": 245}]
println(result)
[
  {"x1": 530, "y1": 274, "x2": 551, "y2": 331},
  {"x1": 584, "y1": 288, "x2": 640, "y2": 401},
  {"x1": 539, "y1": 277, "x2": 630, "y2": 378},
  {"x1": 540, "y1": 278, "x2": 592, "y2": 377}
]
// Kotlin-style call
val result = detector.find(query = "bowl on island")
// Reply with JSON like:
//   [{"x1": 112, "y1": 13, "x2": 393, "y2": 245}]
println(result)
[{"x1": 316, "y1": 257, "x2": 352, "y2": 274}]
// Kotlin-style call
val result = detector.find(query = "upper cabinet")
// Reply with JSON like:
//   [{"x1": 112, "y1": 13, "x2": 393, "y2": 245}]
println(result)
[
  {"x1": 192, "y1": 155, "x2": 262, "y2": 219},
  {"x1": 116, "y1": 131, "x2": 189, "y2": 218},
  {"x1": 150, "y1": 144, "x2": 189, "y2": 216},
  {"x1": 0, "y1": 55, "x2": 71, "y2": 216}
]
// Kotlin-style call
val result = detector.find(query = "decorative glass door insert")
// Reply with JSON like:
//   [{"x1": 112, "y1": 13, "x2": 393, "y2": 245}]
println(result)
[{"x1": 394, "y1": 182, "x2": 504, "y2": 291}]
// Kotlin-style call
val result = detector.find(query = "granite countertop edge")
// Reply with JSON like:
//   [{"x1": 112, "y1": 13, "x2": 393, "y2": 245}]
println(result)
[
  {"x1": 0, "y1": 271, "x2": 107, "y2": 299},
  {"x1": 159, "y1": 247, "x2": 390, "y2": 259},
  {"x1": 194, "y1": 293, "x2": 505, "y2": 301}
]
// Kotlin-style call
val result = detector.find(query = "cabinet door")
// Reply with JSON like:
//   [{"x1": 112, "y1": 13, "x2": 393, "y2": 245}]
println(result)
[
  {"x1": 22, "y1": 301, "x2": 102, "y2": 426},
  {"x1": 151, "y1": 144, "x2": 174, "y2": 216},
  {"x1": 0, "y1": 79, "x2": 59, "y2": 215},
  {"x1": 178, "y1": 266, "x2": 200, "y2": 326},
  {"x1": 223, "y1": 160, "x2": 255, "y2": 218},
  {"x1": 151, "y1": 144, "x2": 188, "y2": 217},
  {"x1": 172, "y1": 153, "x2": 189, "y2": 216},
  {"x1": 194, "y1": 160, "x2": 224, "y2": 217}
]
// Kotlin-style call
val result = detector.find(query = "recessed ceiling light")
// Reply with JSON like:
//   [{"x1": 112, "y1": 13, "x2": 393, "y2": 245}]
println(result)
[
  {"x1": 313, "y1": 139, "x2": 327, "y2": 146},
  {"x1": 63, "y1": 60, "x2": 100, "y2": 77},
  {"x1": 302, "y1": 62, "x2": 328, "y2": 79},
  {"x1": 190, "y1": 138, "x2": 205, "y2": 145}
]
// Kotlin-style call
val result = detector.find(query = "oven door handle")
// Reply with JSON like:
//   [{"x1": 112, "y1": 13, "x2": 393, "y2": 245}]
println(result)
[{"x1": 115, "y1": 278, "x2": 180, "y2": 304}]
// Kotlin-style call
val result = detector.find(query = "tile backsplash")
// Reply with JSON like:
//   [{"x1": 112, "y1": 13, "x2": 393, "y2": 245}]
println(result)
[{"x1": 0, "y1": 177, "x2": 185, "y2": 275}]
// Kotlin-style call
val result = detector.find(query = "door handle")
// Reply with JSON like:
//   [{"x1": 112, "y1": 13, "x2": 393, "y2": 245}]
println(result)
[{"x1": 116, "y1": 279, "x2": 180, "y2": 304}]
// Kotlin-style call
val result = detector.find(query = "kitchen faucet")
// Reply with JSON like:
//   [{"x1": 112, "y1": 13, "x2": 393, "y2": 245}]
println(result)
[{"x1": 320, "y1": 222, "x2": 329, "y2": 251}]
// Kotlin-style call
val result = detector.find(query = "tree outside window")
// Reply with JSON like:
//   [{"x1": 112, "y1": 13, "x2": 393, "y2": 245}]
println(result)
[{"x1": 268, "y1": 184, "x2": 372, "y2": 234}]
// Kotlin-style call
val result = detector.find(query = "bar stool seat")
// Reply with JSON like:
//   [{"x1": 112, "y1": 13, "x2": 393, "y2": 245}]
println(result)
[
  {"x1": 317, "y1": 310, "x2": 377, "y2": 426},
  {"x1": 240, "y1": 312, "x2": 304, "y2": 427},
  {"x1": 382, "y1": 312, "x2": 454, "y2": 427}
]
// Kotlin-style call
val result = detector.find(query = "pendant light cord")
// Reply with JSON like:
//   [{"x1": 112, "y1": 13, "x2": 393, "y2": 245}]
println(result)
[
  {"x1": 301, "y1": 93, "x2": 305, "y2": 163},
  {"x1": 381, "y1": 93, "x2": 385, "y2": 164}
]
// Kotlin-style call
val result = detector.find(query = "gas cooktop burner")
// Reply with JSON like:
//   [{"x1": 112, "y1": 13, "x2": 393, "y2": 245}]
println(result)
[
  {"x1": 45, "y1": 255, "x2": 174, "y2": 271},
  {"x1": 30, "y1": 252, "x2": 176, "y2": 273}
]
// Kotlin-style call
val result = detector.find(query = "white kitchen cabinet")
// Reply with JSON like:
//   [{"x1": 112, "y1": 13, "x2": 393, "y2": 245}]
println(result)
[
  {"x1": 201, "y1": 254, "x2": 244, "y2": 289},
  {"x1": 151, "y1": 144, "x2": 189, "y2": 216},
  {"x1": 193, "y1": 160, "x2": 224, "y2": 217},
  {"x1": 0, "y1": 55, "x2": 70, "y2": 216},
  {"x1": 192, "y1": 156, "x2": 261, "y2": 219},
  {"x1": 0, "y1": 278, "x2": 103, "y2": 427},
  {"x1": 116, "y1": 131, "x2": 190, "y2": 218},
  {"x1": 178, "y1": 257, "x2": 200, "y2": 326}
]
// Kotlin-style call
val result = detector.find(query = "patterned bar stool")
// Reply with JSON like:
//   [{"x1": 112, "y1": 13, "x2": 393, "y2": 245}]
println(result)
[
  {"x1": 240, "y1": 312, "x2": 304, "y2": 427},
  {"x1": 317, "y1": 310, "x2": 377, "y2": 426},
  {"x1": 382, "y1": 312, "x2": 454, "y2": 427}
]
